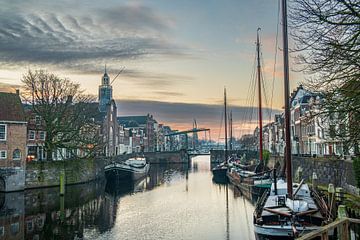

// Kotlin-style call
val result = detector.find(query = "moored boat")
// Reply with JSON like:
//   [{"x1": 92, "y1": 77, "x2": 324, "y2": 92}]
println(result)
[
  {"x1": 254, "y1": 179, "x2": 331, "y2": 237},
  {"x1": 253, "y1": 1, "x2": 331, "y2": 238},
  {"x1": 105, "y1": 156, "x2": 150, "y2": 181},
  {"x1": 212, "y1": 88, "x2": 229, "y2": 182},
  {"x1": 227, "y1": 28, "x2": 272, "y2": 199}
]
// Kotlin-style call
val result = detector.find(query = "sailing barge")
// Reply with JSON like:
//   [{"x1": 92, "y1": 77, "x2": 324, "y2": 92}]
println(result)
[{"x1": 253, "y1": 0, "x2": 331, "y2": 238}]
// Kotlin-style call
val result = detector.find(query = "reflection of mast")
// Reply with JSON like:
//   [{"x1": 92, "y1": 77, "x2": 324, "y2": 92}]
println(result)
[
  {"x1": 225, "y1": 184, "x2": 229, "y2": 240},
  {"x1": 243, "y1": 198, "x2": 251, "y2": 240}
]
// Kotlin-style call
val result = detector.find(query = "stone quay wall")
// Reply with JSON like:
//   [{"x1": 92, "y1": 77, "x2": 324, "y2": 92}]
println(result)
[
  {"x1": 24, "y1": 151, "x2": 188, "y2": 189},
  {"x1": 270, "y1": 155, "x2": 357, "y2": 195}
]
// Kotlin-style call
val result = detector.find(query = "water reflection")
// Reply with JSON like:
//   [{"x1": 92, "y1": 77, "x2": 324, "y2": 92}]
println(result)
[{"x1": 0, "y1": 156, "x2": 258, "y2": 240}]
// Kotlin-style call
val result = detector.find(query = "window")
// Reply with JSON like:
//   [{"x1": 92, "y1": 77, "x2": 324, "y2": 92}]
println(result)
[
  {"x1": 29, "y1": 131, "x2": 35, "y2": 140},
  {"x1": 39, "y1": 131, "x2": 46, "y2": 140},
  {"x1": 0, "y1": 124, "x2": 6, "y2": 141},
  {"x1": 0, "y1": 151, "x2": 6, "y2": 159},
  {"x1": 0, "y1": 226, "x2": 4, "y2": 236},
  {"x1": 10, "y1": 222, "x2": 19, "y2": 235},
  {"x1": 12, "y1": 149, "x2": 21, "y2": 160},
  {"x1": 35, "y1": 116, "x2": 41, "y2": 125}
]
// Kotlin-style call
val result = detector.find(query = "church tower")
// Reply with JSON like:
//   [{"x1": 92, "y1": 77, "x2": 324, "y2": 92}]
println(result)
[{"x1": 98, "y1": 66, "x2": 113, "y2": 112}]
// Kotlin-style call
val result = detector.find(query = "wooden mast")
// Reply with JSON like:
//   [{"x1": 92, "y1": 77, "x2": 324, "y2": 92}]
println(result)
[
  {"x1": 256, "y1": 28, "x2": 263, "y2": 163},
  {"x1": 229, "y1": 110, "x2": 233, "y2": 151},
  {"x1": 282, "y1": 0, "x2": 293, "y2": 198},
  {"x1": 224, "y1": 88, "x2": 228, "y2": 164}
]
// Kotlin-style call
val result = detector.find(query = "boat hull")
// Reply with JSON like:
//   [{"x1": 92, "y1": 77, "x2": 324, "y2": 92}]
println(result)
[
  {"x1": 254, "y1": 224, "x2": 320, "y2": 237},
  {"x1": 227, "y1": 171, "x2": 270, "y2": 202},
  {"x1": 105, "y1": 163, "x2": 150, "y2": 181},
  {"x1": 212, "y1": 167, "x2": 228, "y2": 183}
]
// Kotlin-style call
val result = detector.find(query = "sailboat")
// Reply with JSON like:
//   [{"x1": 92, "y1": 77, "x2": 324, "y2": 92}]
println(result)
[
  {"x1": 227, "y1": 28, "x2": 272, "y2": 201},
  {"x1": 253, "y1": 0, "x2": 331, "y2": 237},
  {"x1": 212, "y1": 88, "x2": 229, "y2": 183}
]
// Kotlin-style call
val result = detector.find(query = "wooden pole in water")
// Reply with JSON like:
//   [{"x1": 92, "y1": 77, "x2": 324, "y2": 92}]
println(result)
[
  {"x1": 282, "y1": 0, "x2": 293, "y2": 198},
  {"x1": 60, "y1": 170, "x2": 65, "y2": 196}
]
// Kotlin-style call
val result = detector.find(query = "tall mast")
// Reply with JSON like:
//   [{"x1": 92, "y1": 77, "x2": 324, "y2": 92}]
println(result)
[
  {"x1": 282, "y1": 0, "x2": 293, "y2": 197},
  {"x1": 224, "y1": 88, "x2": 228, "y2": 164},
  {"x1": 229, "y1": 110, "x2": 233, "y2": 151},
  {"x1": 257, "y1": 28, "x2": 263, "y2": 163}
]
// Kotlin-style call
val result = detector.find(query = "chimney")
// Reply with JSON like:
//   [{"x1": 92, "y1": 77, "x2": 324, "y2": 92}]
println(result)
[
  {"x1": 16, "y1": 89, "x2": 20, "y2": 95},
  {"x1": 66, "y1": 95, "x2": 73, "y2": 104}
]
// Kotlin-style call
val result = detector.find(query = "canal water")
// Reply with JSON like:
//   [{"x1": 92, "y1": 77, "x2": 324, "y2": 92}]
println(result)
[{"x1": 0, "y1": 156, "x2": 257, "y2": 240}]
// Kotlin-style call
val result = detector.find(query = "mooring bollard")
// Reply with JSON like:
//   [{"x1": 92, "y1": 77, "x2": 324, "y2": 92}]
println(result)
[
  {"x1": 312, "y1": 172, "x2": 318, "y2": 189},
  {"x1": 328, "y1": 183, "x2": 335, "y2": 218},
  {"x1": 60, "y1": 170, "x2": 65, "y2": 196}
]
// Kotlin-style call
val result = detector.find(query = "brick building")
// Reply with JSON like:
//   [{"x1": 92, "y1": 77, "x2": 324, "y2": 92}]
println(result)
[{"x1": 0, "y1": 91, "x2": 27, "y2": 191}]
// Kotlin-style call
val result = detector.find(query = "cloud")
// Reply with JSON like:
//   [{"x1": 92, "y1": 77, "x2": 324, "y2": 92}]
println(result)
[
  {"x1": 0, "y1": 2, "x2": 185, "y2": 73},
  {"x1": 0, "y1": 82, "x2": 20, "y2": 93},
  {"x1": 115, "y1": 99, "x2": 281, "y2": 139}
]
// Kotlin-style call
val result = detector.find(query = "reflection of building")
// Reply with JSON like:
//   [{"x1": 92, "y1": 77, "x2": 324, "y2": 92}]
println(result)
[
  {"x1": 0, "y1": 192, "x2": 25, "y2": 239},
  {"x1": 0, "y1": 91, "x2": 27, "y2": 191}
]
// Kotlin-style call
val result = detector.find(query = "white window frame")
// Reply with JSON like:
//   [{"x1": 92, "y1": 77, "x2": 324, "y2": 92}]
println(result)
[
  {"x1": 0, "y1": 150, "x2": 7, "y2": 159},
  {"x1": 12, "y1": 149, "x2": 21, "y2": 161},
  {"x1": 0, "y1": 124, "x2": 6, "y2": 141},
  {"x1": 39, "y1": 131, "x2": 46, "y2": 140},
  {"x1": 29, "y1": 130, "x2": 35, "y2": 140}
]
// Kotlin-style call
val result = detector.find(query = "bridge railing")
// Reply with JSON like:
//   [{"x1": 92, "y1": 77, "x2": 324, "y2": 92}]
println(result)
[{"x1": 297, "y1": 217, "x2": 360, "y2": 240}]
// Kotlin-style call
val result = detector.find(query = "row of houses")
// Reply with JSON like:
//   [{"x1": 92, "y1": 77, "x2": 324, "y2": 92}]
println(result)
[
  {"x1": 258, "y1": 85, "x2": 349, "y2": 157},
  {"x1": 0, "y1": 70, "x2": 184, "y2": 164}
]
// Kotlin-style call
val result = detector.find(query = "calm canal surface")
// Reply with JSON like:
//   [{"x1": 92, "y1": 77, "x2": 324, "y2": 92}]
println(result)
[{"x1": 1, "y1": 156, "x2": 257, "y2": 240}]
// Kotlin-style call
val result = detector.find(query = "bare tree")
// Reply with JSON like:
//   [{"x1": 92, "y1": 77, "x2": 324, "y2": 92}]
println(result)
[
  {"x1": 290, "y1": 0, "x2": 360, "y2": 154},
  {"x1": 21, "y1": 70, "x2": 103, "y2": 160}
]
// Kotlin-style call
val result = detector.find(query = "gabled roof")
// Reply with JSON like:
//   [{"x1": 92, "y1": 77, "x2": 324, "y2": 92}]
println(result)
[
  {"x1": 117, "y1": 116, "x2": 148, "y2": 127},
  {"x1": 0, "y1": 92, "x2": 26, "y2": 122}
]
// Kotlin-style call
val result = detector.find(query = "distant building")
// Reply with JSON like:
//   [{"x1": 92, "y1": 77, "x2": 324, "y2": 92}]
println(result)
[
  {"x1": 25, "y1": 111, "x2": 46, "y2": 161},
  {"x1": 100, "y1": 100, "x2": 119, "y2": 157},
  {"x1": 117, "y1": 114, "x2": 157, "y2": 152},
  {"x1": 98, "y1": 67, "x2": 113, "y2": 113},
  {"x1": 0, "y1": 91, "x2": 27, "y2": 191}
]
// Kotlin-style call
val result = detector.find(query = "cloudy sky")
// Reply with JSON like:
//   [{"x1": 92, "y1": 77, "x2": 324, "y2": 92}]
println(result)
[{"x1": 0, "y1": 0, "x2": 303, "y2": 140}]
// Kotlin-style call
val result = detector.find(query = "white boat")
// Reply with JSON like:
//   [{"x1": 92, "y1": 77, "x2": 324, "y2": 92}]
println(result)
[
  {"x1": 254, "y1": 179, "x2": 330, "y2": 237},
  {"x1": 105, "y1": 156, "x2": 150, "y2": 181}
]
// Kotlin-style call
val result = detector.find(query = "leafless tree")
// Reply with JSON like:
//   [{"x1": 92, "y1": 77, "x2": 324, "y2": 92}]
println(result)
[
  {"x1": 21, "y1": 70, "x2": 103, "y2": 160},
  {"x1": 290, "y1": 0, "x2": 360, "y2": 154}
]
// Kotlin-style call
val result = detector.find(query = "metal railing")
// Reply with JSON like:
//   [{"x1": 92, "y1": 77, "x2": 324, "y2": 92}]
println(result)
[{"x1": 297, "y1": 217, "x2": 360, "y2": 240}]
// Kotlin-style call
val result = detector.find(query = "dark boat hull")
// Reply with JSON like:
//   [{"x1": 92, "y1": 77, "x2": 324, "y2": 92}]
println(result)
[
  {"x1": 105, "y1": 163, "x2": 150, "y2": 182},
  {"x1": 211, "y1": 167, "x2": 228, "y2": 183},
  {"x1": 227, "y1": 171, "x2": 269, "y2": 202}
]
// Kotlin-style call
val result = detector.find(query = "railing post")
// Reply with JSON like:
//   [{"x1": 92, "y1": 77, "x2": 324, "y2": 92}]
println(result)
[{"x1": 321, "y1": 230, "x2": 328, "y2": 240}]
